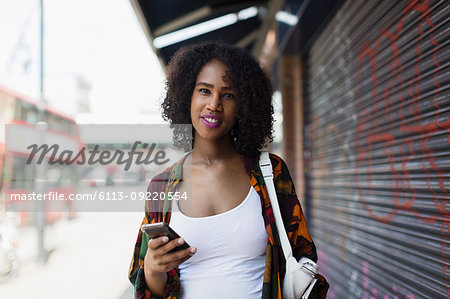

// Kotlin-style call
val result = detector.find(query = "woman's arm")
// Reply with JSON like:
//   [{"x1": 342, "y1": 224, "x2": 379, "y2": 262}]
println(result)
[
  {"x1": 143, "y1": 234, "x2": 194, "y2": 296},
  {"x1": 144, "y1": 267, "x2": 168, "y2": 296},
  {"x1": 129, "y1": 219, "x2": 183, "y2": 299},
  {"x1": 270, "y1": 153, "x2": 318, "y2": 261},
  {"x1": 128, "y1": 172, "x2": 183, "y2": 299}
]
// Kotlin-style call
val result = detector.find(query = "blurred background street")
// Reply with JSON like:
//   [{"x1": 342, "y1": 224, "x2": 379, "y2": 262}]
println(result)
[{"x1": 0, "y1": 208, "x2": 141, "y2": 299}]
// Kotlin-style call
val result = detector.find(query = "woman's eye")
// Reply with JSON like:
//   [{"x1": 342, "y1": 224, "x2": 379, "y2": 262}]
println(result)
[
  {"x1": 199, "y1": 88, "x2": 210, "y2": 94},
  {"x1": 223, "y1": 93, "x2": 236, "y2": 99}
]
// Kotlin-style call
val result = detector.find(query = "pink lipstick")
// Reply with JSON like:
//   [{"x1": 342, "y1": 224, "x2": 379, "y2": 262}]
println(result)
[{"x1": 200, "y1": 114, "x2": 222, "y2": 128}]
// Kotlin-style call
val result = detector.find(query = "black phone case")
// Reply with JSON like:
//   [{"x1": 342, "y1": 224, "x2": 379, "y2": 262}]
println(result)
[{"x1": 142, "y1": 223, "x2": 190, "y2": 253}]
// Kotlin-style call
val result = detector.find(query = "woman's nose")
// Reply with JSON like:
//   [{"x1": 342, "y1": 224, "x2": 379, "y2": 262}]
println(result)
[{"x1": 206, "y1": 93, "x2": 222, "y2": 111}]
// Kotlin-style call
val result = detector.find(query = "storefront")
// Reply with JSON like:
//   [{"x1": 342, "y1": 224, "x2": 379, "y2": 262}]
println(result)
[{"x1": 304, "y1": 0, "x2": 449, "y2": 297}]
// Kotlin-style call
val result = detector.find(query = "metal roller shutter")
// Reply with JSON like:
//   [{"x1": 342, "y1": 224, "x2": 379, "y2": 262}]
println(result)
[{"x1": 305, "y1": 0, "x2": 449, "y2": 297}]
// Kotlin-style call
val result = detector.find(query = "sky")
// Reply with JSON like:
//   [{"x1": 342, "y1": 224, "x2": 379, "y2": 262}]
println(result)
[{"x1": 0, "y1": 0, "x2": 166, "y2": 123}]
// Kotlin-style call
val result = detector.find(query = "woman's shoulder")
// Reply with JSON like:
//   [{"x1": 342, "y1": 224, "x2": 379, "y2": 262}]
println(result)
[
  {"x1": 267, "y1": 152, "x2": 283, "y2": 163},
  {"x1": 144, "y1": 155, "x2": 188, "y2": 219},
  {"x1": 255, "y1": 151, "x2": 288, "y2": 169},
  {"x1": 268, "y1": 152, "x2": 289, "y2": 172},
  {"x1": 243, "y1": 151, "x2": 290, "y2": 179},
  {"x1": 146, "y1": 154, "x2": 187, "y2": 189}
]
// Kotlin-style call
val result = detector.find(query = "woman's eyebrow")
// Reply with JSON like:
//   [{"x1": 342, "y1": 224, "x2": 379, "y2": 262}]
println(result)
[
  {"x1": 196, "y1": 82, "x2": 214, "y2": 88},
  {"x1": 196, "y1": 82, "x2": 234, "y2": 90}
]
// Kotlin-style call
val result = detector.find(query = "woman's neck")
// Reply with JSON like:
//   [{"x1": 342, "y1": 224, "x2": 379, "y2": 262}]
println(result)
[{"x1": 191, "y1": 135, "x2": 239, "y2": 165}]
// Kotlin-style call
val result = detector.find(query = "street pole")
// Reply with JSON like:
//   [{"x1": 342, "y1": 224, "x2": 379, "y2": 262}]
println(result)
[
  {"x1": 37, "y1": 0, "x2": 47, "y2": 263},
  {"x1": 40, "y1": 0, "x2": 44, "y2": 96}
]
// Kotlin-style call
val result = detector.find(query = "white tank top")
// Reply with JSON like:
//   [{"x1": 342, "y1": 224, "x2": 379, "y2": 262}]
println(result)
[{"x1": 170, "y1": 186, "x2": 267, "y2": 299}]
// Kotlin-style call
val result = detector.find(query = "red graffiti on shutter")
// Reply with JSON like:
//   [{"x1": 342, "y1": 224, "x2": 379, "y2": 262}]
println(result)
[{"x1": 355, "y1": 0, "x2": 449, "y2": 293}]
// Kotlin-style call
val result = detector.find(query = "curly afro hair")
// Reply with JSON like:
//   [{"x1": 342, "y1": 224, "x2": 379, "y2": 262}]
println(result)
[{"x1": 161, "y1": 41, "x2": 274, "y2": 157}]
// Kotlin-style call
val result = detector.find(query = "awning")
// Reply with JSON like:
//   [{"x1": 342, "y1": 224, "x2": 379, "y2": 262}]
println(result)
[
  {"x1": 130, "y1": 0, "x2": 344, "y2": 71},
  {"x1": 130, "y1": 0, "x2": 284, "y2": 67}
]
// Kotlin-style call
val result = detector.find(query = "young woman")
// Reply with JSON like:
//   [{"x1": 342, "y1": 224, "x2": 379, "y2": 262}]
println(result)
[{"x1": 128, "y1": 41, "x2": 325, "y2": 298}]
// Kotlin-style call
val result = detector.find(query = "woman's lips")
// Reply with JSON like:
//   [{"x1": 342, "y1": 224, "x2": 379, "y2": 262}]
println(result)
[{"x1": 200, "y1": 114, "x2": 222, "y2": 128}]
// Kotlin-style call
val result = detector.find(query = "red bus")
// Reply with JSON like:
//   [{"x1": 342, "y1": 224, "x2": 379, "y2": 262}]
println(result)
[{"x1": 0, "y1": 85, "x2": 81, "y2": 224}]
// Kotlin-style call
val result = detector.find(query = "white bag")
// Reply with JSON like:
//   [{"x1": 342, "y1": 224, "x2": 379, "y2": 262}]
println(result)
[{"x1": 259, "y1": 151, "x2": 318, "y2": 299}]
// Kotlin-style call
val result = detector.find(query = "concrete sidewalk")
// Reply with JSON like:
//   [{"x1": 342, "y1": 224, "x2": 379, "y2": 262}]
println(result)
[{"x1": 0, "y1": 211, "x2": 143, "y2": 299}]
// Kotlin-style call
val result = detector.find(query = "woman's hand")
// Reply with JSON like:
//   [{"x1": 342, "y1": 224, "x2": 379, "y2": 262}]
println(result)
[
  {"x1": 143, "y1": 236, "x2": 196, "y2": 295},
  {"x1": 145, "y1": 236, "x2": 196, "y2": 272}
]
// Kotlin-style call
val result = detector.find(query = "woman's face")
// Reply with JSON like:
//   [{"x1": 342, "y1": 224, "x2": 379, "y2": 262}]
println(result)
[{"x1": 190, "y1": 59, "x2": 238, "y2": 143}]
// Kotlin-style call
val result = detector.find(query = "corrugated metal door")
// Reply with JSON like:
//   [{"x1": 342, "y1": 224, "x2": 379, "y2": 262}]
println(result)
[{"x1": 305, "y1": 0, "x2": 449, "y2": 297}]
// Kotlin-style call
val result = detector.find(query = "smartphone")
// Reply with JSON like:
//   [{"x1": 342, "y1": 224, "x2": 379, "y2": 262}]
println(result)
[{"x1": 141, "y1": 222, "x2": 190, "y2": 253}]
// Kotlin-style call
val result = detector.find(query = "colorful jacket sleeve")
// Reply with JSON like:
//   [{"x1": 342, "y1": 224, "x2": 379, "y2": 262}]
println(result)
[
  {"x1": 251, "y1": 153, "x2": 320, "y2": 298},
  {"x1": 269, "y1": 153, "x2": 318, "y2": 262},
  {"x1": 128, "y1": 171, "x2": 182, "y2": 299}
]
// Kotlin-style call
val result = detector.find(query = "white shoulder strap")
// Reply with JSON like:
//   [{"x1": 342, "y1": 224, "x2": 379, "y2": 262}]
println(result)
[{"x1": 259, "y1": 150, "x2": 293, "y2": 261}]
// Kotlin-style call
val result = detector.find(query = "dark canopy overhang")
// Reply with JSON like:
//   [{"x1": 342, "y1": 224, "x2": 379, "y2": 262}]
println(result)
[
  {"x1": 130, "y1": 0, "x2": 284, "y2": 67},
  {"x1": 130, "y1": 0, "x2": 344, "y2": 70}
]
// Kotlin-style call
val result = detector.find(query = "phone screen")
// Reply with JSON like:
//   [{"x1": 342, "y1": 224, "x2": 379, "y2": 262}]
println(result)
[{"x1": 141, "y1": 222, "x2": 190, "y2": 253}]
